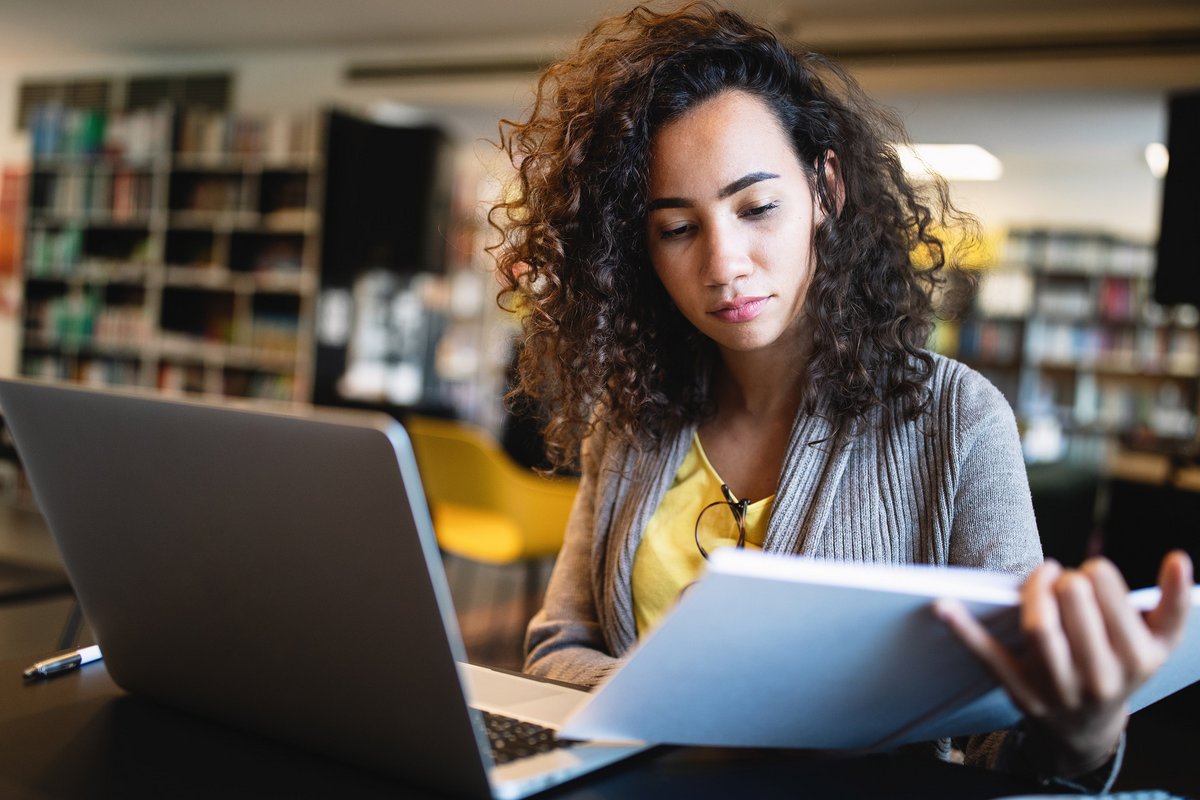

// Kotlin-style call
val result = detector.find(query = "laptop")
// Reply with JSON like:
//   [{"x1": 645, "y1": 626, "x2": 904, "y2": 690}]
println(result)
[{"x1": 0, "y1": 378, "x2": 647, "y2": 799}]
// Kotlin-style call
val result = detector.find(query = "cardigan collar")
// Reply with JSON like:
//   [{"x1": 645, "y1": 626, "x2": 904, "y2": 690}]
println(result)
[{"x1": 595, "y1": 401, "x2": 855, "y2": 657}]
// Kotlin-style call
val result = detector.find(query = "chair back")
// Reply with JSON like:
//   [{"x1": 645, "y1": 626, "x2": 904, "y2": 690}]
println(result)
[{"x1": 405, "y1": 415, "x2": 577, "y2": 560}]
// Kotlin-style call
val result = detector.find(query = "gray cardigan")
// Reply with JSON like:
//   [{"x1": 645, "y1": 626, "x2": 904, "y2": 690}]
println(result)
[
  {"x1": 525, "y1": 353, "x2": 1122, "y2": 791},
  {"x1": 526, "y1": 353, "x2": 1042, "y2": 685}
]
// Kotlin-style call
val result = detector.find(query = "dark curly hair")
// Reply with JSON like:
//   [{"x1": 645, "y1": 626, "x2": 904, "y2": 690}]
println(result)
[{"x1": 490, "y1": 1, "x2": 975, "y2": 470}]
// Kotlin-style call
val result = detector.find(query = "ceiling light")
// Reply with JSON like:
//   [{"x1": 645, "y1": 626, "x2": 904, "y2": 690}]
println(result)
[
  {"x1": 895, "y1": 144, "x2": 1003, "y2": 182},
  {"x1": 1145, "y1": 143, "x2": 1169, "y2": 179}
]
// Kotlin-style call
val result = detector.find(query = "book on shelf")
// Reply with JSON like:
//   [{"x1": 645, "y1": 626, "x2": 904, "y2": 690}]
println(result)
[
  {"x1": 175, "y1": 109, "x2": 318, "y2": 163},
  {"x1": 957, "y1": 319, "x2": 1021, "y2": 366},
  {"x1": 103, "y1": 109, "x2": 172, "y2": 161},
  {"x1": 1001, "y1": 228, "x2": 1155, "y2": 277},
  {"x1": 31, "y1": 106, "x2": 171, "y2": 161},
  {"x1": 560, "y1": 548, "x2": 1200, "y2": 750}
]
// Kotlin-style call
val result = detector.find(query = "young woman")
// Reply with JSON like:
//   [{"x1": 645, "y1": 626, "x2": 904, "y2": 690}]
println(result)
[{"x1": 490, "y1": 2, "x2": 1192, "y2": 790}]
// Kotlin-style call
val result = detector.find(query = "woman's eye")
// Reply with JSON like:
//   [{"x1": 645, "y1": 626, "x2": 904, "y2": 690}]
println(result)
[
  {"x1": 659, "y1": 223, "x2": 693, "y2": 240},
  {"x1": 742, "y1": 201, "x2": 779, "y2": 218}
]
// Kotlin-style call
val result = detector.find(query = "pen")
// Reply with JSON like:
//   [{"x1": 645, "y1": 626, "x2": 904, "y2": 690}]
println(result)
[{"x1": 22, "y1": 645, "x2": 102, "y2": 681}]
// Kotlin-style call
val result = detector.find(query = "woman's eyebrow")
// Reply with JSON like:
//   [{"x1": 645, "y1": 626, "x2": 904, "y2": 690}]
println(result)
[
  {"x1": 647, "y1": 171, "x2": 781, "y2": 211},
  {"x1": 717, "y1": 171, "x2": 779, "y2": 199}
]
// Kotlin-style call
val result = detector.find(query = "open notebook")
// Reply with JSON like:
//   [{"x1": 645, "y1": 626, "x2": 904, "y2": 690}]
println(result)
[{"x1": 560, "y1": 548, "x2": 1200, "y2": 749}]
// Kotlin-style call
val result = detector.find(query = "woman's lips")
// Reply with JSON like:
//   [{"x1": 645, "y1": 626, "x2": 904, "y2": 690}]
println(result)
[{"x1": 709, "y1": 296, "x2": 769, "y2": 323}]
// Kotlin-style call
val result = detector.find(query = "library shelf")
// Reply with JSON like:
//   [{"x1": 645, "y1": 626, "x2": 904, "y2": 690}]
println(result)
[
  {"x1": 19, "y1": 105, "x2": 322, "y2": 404},
  {"x1": 940, "y1": 227, "x2": 1200, "y2": 461}
]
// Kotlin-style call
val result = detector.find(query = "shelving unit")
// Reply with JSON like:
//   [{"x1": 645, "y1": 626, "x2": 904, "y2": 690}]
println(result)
[
  {"x1": 942, "y1": 227, "x2": 1199, "y2": 462},
  {"x1": 19, "y1": 105, "x2": 322, "y2": 403}
]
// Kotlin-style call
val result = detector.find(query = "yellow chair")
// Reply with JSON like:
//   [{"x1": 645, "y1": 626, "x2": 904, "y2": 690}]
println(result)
[{"x1": 404, "y1": 415, "x2": 578, "y2": 629}]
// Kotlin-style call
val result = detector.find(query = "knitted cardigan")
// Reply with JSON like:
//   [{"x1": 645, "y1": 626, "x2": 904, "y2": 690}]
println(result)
[
  {"x1": 525, "y1": 352, "x2": 1121, "y2": 791},
  {"x1": 526, "y1": 353, "x2": 1042, "y2": 683}
]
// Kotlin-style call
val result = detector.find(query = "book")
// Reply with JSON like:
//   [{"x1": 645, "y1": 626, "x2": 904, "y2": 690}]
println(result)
[{"x1": 559, "y1": 549, "x2": 1200, "y2": 750}]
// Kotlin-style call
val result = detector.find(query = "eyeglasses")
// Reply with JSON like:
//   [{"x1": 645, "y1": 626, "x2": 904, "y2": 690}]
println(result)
[{"x1": 694, "y1": 483, "x2": 750, "y2": 561}]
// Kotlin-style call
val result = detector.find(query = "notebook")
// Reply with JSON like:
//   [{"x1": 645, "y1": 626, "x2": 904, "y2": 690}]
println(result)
[
  {"x1": 0, "y1": 378, "x2": 646, "y2": 800},
  {"x1": 559, "y1": 547, "x2": 1200, "y2": 750}
]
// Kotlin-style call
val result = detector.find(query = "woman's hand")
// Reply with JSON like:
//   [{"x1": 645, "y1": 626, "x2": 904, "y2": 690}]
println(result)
[{"x1": 935, "y1": 550, "x2": 1193, "y2": 777}]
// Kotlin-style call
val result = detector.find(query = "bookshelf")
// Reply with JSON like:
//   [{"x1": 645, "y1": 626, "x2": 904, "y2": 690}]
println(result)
[
  {"x1": 942, "y1": 228, "x2": 1199, "y2": 463},
  {"x1": 20, "y1": 105, "x2": 322, "y2": 402}
]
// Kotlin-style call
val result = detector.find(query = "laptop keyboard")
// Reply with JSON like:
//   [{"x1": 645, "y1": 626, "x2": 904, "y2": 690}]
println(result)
[{"x1": 480, "y1": 710, "x2": 579, "y2": 765}]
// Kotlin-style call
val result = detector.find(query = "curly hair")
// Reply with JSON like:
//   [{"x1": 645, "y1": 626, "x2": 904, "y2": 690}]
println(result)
[{"x1": 490, "y1": 0, "x2": 975, "y2": 470}]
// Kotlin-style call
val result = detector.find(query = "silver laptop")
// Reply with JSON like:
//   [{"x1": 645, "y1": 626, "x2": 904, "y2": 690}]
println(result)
[{"x1": 0, "y1": 378, "x2": 646, "y2": 799}]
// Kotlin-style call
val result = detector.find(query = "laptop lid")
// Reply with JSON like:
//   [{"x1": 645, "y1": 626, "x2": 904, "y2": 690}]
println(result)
[{"x1": 0, "y1": 378, "x2": 495, "y2": 798}]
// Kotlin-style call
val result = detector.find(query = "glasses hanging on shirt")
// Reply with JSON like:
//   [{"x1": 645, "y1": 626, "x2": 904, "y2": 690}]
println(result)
[{"x1": 694, "y1": 483, "x2": 750, "y2": 560}]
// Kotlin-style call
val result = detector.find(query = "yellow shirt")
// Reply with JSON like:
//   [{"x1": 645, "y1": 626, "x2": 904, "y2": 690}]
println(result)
[{"x1": 632, "y1": 432, "x2": 774, "y2": 637}]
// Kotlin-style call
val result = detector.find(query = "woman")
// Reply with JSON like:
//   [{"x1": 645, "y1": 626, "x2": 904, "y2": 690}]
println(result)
[{"x1": 490, "y1": 1, "x2": 1192, "y2": 791}]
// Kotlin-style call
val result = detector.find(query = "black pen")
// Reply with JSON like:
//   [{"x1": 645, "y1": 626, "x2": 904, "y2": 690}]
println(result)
[{"x1": 22, "y1": 645, "x2": 102, "y2": 681}]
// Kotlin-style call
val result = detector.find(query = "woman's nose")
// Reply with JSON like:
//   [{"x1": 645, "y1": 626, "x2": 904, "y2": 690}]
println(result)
[{"x1": 701, "y1": 223, "x2": 753, "y2": 286}]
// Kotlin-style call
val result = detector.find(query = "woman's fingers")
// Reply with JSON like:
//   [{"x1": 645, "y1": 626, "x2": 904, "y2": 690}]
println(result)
[
  {"x1": 1144, "y1": 550, "x2": 1194, "y2": 647},
  {"x1": 933, "y1": 597, "x2": 1045, "y2": 716},
  {"x1": 1055, "y1": 570, "x2": 1123, "y2": 702},
  {"x1": 1020, "y1": 560, "x2": 1080, "y2": 710},
  {"x1": 1081, "y1": 557, "x2": 1162, "y2": 686},
  {"x1": 938, "y1": 551, "x2": 1194, "y2": 735}
]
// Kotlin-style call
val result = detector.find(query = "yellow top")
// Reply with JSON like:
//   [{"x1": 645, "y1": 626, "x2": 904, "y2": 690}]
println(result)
[{"x1": 632, "y1": 432, "x2": 774, "y2": 637}]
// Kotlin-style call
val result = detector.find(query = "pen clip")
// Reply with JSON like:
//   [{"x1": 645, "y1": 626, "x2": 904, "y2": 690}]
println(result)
[{"x1": 22, "y1": 647, "x2": 98, "y2": 681}]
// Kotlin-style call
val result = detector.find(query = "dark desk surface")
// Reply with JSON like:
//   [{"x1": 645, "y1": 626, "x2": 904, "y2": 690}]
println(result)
[{"x1": 1, "y1": 657, "x2": 1039, "y2": 800}]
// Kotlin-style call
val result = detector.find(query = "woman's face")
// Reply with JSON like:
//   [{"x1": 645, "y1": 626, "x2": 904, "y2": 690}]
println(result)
[{"x1": 645, "y1": 89, "x2": 822, "y2": 361}]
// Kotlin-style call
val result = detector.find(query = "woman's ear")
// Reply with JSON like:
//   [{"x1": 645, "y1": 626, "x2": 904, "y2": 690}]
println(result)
[{"x1": 818, "y1": 150, "x2": 846, "y2": 218}]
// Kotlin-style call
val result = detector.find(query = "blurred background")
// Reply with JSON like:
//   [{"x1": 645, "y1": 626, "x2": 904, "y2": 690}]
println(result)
[
  {"x1": 0, "y1": 0, "x2": 1197, "y2": 455},
  {"x1": 0, "y1": 2, "x2": 1198, "y2": 789}
]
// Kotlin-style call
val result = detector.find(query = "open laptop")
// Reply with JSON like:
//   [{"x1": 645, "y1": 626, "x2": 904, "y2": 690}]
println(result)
[{"x1": 0, "y1": 378, "x2": 647, "y2": 799}]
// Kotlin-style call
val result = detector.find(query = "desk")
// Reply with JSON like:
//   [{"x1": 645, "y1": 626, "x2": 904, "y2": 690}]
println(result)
[{"x1": 1, "y1": 658, "x2": 1039, "y2": 799}]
